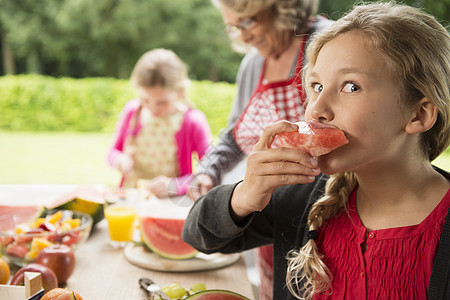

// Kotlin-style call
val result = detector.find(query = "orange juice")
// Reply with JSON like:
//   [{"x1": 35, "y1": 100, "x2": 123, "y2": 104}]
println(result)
[{"x1": 104, "y1": 206, "x2": 137, "y2": 242}]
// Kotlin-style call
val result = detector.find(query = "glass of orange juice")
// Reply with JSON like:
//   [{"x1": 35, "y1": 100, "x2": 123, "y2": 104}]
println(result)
[{"x1": 104, "y1": 188, "x2": 139, "y2": 248}]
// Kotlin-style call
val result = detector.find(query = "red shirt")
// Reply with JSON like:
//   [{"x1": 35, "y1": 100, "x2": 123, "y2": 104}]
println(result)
[{"x1": 314, "y1": 187, "x2": 450, "y2": 299}]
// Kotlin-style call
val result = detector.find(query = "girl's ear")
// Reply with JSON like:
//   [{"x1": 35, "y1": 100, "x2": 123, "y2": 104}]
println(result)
[{"x1": 405, "y1": 97, "x2": 438, "y2": 134}]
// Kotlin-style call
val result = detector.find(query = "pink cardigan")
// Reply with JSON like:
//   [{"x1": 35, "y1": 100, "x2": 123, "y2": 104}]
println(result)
[{"x1": 107, "y1": 99, "x2": 212, "y2": 195}]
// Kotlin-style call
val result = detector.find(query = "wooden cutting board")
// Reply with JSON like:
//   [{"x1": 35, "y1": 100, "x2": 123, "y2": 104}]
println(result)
[{"x1": 124, "y1": 243, "x2": 240, "y2": 272}]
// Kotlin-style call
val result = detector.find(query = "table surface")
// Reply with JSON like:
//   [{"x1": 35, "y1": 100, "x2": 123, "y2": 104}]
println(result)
[
  {"x1": 68, "y1": 221, "x2": 254, "y2": 300},
  {"x1": 1, "y1": 184, "x2": 254, "y2": 300}
]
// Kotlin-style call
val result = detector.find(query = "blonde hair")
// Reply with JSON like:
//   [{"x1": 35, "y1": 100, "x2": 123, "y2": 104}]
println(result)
[
  {"x1": 286, "y1": 2, "x2": 450, "y2": 299},
  {"x1": 212, "y1": 0, "x2": 318, "y2": 52},
  {"x1": 130, "y1": 48, "x2": 189, "y2": 92},
  {"x1": 212, "y1": 0, "x2": 318, "y2": 30}
]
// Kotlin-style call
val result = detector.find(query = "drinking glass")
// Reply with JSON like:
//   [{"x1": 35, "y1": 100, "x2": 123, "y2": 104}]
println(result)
[{"x1": 103, "y1": 188, "x2": 139, "y2": 248}]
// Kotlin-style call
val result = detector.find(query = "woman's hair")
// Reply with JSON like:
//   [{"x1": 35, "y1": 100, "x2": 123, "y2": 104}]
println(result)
[
  {"x1": 212, "y1": 0, "x2": 319, "y2": 52},
  {"x1": 130, "y1": 48, "x2": 189, "y2": 92},
  {"x1": 212, "y1": 0, "x2": 318, "y2": 31},
  {"x1": 286, "y1": 2, "x2": 450, "y2": 299}
]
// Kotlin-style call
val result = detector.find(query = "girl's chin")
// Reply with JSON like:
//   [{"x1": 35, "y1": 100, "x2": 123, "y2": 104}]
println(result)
[{"x1": 317, "y1": 157, "x2": 346, "y2": 175}]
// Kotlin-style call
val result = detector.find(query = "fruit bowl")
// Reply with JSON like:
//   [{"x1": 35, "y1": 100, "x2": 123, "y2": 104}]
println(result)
[{"x1": 0, "y1": 210, "x2": 93, "y2": 266}]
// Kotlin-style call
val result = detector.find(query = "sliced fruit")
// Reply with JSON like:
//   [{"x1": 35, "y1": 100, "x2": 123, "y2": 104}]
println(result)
[
  {"x1": 47, "y1": 210, "x2": 63, "y2": 224},
  {"x1": 0, "y1": 257, "x2": 10, "y2": 284},
  {"x1": 25, "y1": 237, "x2": 54, "y2": 260},
  {"x1": 0, "y1": 205, "x2": 45, "y2": 230},
  {"x1": 46, "y1": 186, "x2": 104, "y2": 225},
  {"x1": 6, "y1": 244, "x2": 28, "y2": 258},
  {"x1": 141, "y1": 216, "x2": 198, "y2": 260},
  {"x1": 278, "y1": 121, "x2": 349, "y2": 157}
]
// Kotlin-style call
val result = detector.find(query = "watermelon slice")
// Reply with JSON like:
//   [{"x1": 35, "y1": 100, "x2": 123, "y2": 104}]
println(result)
[
  {"x1": 140, "y1": 200, "x2": 197, "y2": 260},
  {"x1": 0, "y1": 205, "x2": 44, "y2": 230},
  {"x1": 47, "y1": 185, "x2": 104, "y2": 225},
  {"x1": 186, "y1": 290, "x2": 250, "y2": 299},
  {"x1": 140, "y1": 216, "x2": 198, "y2": 260},
  {"x1": 278, "y1": 121, "x2": 348, "y2": 156}
]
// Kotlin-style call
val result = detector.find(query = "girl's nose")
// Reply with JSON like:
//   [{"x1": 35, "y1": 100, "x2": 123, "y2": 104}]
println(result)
[{"x1": 308, "y1": 93, "x2": 334, "y2": 122}]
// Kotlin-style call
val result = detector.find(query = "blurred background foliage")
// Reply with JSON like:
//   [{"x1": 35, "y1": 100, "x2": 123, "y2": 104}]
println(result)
[
  {"x1": 0, "y1": 0, "x2": 448, "y2": 83},
  {"x1": 0, "y1": 75, "x2": 235, "y2": 137}
]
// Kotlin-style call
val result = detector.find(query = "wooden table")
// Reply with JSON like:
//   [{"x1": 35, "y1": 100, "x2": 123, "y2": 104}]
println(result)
[
  {"x1": 0, "y1": 185, "x2": 254, "y2": 299},
  {"x1": 68, "y1": 221, "x2": 254, "y2": 299}
]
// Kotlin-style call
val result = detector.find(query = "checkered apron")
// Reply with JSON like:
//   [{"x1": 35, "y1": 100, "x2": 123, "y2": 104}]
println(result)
[{"x1": 233, "y1": 38, "x2": 307, "y2": 155}]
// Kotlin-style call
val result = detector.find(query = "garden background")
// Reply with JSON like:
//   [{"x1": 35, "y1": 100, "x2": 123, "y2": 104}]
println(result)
[{"x1": 0, "y1": 0, "x2": 449, "y2": 185}]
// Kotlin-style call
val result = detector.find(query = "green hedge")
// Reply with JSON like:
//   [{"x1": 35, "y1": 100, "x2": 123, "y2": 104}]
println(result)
[{"x1": 0, "y1": 75, "x2": 235, "y2": 137}]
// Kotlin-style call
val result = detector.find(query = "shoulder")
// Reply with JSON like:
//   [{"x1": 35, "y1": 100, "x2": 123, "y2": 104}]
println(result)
[
  {"x1": 183, "y1": 108, "x2": 208, "y2": 123},
  {"x1": 180, "y1": 108, "x2": 210, "y2": 131},
  {"x1": 121, "y1": 99, "x2": 141, "y2": 115}
]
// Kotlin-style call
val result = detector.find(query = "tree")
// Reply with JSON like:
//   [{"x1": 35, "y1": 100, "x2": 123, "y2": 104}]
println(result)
[
  {"x1": 0, "y1": 0, "x2": 242, "y2": 81},
  {"x1": 0, "y1": 0, "x2": 447, "y2": 81}
]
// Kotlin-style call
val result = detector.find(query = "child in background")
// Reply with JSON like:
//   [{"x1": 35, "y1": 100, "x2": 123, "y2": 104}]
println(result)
[
  {"x1": 182, "y1": 2, "x2": 450, "y2": 299},
  {"x1": 107, "y1": 49, "x2": 212, "y2": 198}
]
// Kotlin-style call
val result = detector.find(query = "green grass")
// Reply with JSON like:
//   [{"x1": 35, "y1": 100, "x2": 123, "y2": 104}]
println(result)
[
  {"x1": 0, "y1": 131, "x2": 121, "y2": 185},
  {"x1": 1, "y1": 131, "x2": 449, "y2": 185}
]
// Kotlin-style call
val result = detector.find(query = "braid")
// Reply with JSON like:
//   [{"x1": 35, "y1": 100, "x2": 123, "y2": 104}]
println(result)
[{"x1": 286, "y1": 172, "x2": 357, "y2": 299}]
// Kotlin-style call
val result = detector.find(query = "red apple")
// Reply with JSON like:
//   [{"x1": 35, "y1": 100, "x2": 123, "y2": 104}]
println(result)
[
  {"x1": 11, "y1": 263, "x2": 58, "y2": 292},
  {"x1": 36, "y1": 244, "x2": 76, "y2": 284}
]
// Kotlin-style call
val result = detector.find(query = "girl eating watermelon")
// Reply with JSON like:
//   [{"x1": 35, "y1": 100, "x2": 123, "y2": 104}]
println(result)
[
  {"x1": 107, "y1": 49, "x2": 212, "y2": 197},
  {"x1": 182, "y1": 2, "x2": 450, "y2": 299}
]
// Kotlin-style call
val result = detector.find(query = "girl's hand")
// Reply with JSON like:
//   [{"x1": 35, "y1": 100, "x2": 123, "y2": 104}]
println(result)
[
  {"x1": 230, "y1": 121, "x2": 321, "y2": 220},
  {"x1": 115, "y1": 153, "x2": 134, "y2": 175},
  {"x1": 146, "y1": 175, "x2": 171, "y2": 198},
  {"x1": 187, "y1": 173, "x2": 214, "y2": 201}
]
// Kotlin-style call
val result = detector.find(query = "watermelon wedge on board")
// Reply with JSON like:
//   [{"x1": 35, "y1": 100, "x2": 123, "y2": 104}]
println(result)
[
  {"x1": 278, "y1": 121, "x2": 349, "y2": 157},
  {"x1": 140, "y1": 200, "x2": 198, "y2": 260}
]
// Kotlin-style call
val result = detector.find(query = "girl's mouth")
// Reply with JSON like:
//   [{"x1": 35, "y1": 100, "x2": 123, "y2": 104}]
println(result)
[{"x1": 308, "y1": 121, "x2": 341, "y2": 130}]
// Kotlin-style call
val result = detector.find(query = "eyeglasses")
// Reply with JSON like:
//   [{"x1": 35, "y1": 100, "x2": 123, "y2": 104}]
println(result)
[{"x1": 225, "y1": 17, "x2": 257, "y2": 38}]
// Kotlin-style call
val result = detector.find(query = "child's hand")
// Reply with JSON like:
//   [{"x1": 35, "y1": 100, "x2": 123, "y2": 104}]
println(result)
[
  {"x1": 146, "y1": 176, "x2": 171, "y2": 198},
  {"x1": 116, "y1": 153, "x2": 134, "y2": 175},
  {"x1": 230, "y1": 121, "x2": 321, "y2": 220},
  {"x1": 187, "y1": 173, "x2": 214, "y2": 201}
]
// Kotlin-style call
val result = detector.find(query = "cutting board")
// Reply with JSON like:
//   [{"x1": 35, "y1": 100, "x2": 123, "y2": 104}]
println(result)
[{"x1": 124, "y1": 243, "x2": 240, "y2": 272}]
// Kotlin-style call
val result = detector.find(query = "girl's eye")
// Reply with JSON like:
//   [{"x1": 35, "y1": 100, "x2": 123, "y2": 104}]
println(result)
[
  {"x1": 312, "y1": 83, "x2": 323, "y2": 93},
  {"x1": 342, "y1": 82, "x2": 360, "y2": 93}
]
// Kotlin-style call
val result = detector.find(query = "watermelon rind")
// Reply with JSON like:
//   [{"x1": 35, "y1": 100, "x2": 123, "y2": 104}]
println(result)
[
  {"x1": 141, "y1": 234, "x2": 198, "y2": 260},
  {"x1": 140, "y1": 218, "x2": 198, "y2": 260},
  {"x1": 46, "y1": 197, "x2": 104, "y2": 225},
  {"x1": 185, "y1": 289, "x2": 250, "y2": 299}
]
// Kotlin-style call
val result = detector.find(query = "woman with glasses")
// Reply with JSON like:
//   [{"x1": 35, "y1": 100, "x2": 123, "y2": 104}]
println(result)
[{"x1": 188, "y1": 1, "x2": 332, "y2": 299}]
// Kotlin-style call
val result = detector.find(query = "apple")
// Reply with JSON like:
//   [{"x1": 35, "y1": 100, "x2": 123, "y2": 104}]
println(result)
[
  {"x1": 36, "y1": 244, "x2": 76, "y2": 284},
  {"x1": 10, "y1": 263, "x2": 58, "y2": 292}
]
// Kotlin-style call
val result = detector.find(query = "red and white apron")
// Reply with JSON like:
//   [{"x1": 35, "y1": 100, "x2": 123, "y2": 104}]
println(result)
[{"x1": 233, "y1": 36, "x2": 307, "y2": 154}]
